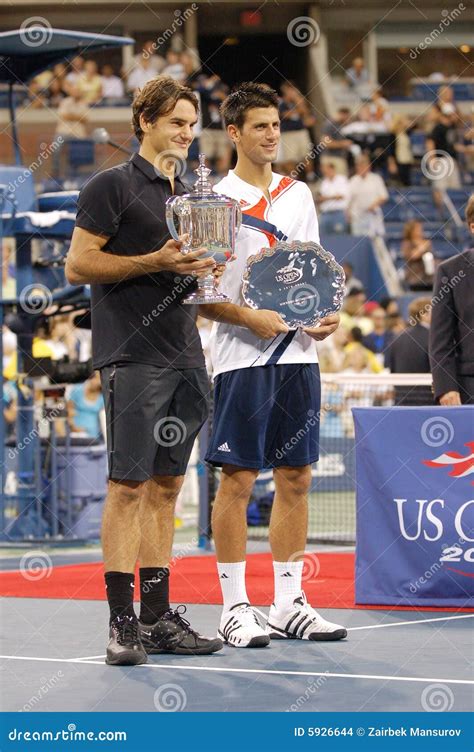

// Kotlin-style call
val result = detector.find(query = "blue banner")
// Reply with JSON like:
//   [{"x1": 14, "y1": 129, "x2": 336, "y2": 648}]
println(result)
[
  {"x1": 1, "y1": 712, "x2": 473, "y2": 751},
  {"x1": 353, "y1": 407, "x2": 474, "y2": 607}
]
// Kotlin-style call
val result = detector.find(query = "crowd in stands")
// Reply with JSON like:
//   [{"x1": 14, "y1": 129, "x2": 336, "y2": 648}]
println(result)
[{"x1": 3, "y1": 46, "x2": 474, "y2": 444}]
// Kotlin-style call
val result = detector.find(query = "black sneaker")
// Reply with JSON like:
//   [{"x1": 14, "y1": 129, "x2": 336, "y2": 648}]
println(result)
[
  {"x1": 139, "y1": 605, "x2": 223, "y2": 655},
  {"x1": 106, "y1": 615, "x2": 148, "y2": 666}
]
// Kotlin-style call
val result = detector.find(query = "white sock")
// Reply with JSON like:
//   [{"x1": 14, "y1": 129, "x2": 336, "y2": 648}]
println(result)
[
  {"x1": 273, "y1": 560, "x2": 303, "y2": 612},
  {"x1": 217, "y1": 561, "x2": 249, "y2": 612}
]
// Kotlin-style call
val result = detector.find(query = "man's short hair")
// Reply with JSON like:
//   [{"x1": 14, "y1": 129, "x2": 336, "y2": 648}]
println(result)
[
  {"x1": 220, "y1": 82, "x2": 279, "y2": 130},
  {"x1": 131, "y1": 76, "x2": 198, "y2": 143},
  {"x1": 465, "y1": 194, "x2": 474, "y2": 226},
  {"x1": 408, "y1": 296, "x2": 431, "y2": 324}
]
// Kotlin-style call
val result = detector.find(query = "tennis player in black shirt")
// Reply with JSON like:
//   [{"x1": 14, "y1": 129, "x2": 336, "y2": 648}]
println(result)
[{"x1": 66, "y1": 77, "x2": 223, "y2": 665}]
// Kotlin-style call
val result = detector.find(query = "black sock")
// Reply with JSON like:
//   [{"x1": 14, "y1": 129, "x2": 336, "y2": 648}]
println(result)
[
  {"x1": 104, "y1": 571, "x2": 136, "y2": 624},
  {"x1": 139, "y1": 567, "x2": 170, "y2": 624}
]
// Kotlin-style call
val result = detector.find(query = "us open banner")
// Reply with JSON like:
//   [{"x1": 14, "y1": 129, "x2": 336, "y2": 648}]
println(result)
[{"x1": 353, "y1": 407, "x2": 474, "y2": 608}]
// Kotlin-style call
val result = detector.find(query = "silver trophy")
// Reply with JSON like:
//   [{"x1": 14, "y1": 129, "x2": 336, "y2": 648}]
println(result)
[
  {"x1": 242, "y1": 241, "x2": 345, "y2": 328},
  {"x1": 165, "y1": 154, "x2": 241, "y2": 304}
]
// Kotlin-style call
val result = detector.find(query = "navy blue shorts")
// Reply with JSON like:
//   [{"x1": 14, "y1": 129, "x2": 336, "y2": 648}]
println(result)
[{"x1": 206, "y1": 363, "x2": 321, "y2": 469}]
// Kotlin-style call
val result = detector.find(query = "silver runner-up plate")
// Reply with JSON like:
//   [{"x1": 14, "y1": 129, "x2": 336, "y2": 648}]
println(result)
[{"x1": 242, "y1": 241, "x2": 345, "y2": 328}]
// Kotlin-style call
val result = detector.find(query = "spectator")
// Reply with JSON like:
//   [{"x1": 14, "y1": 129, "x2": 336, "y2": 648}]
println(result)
[
  {"x1": 401, "y1": 220, "x2": 434, "y2": 291},
  {"x1": 347, "y1": 153, "x2": 388, "y2": 236},
  {"x1": 2, "y1": 240, "x2": 15, "y2": 300},
  {"x1": 47, "y1": 63, "x2": 69, "y2": 104},
  {"x1": 55, "y1": 85, "x2": 89, "y2": 139},
  {"x1": 370, "y1": 87, "x2": 391, "y2": 129},
  {"x1": 162, "y1": 49, "x2": 185, "y2": 81},
  {"x1": 64, "y1": 56, "x2": 85, "y2": 92},
  {"x1": 317, "y1": 324, "x2": 348, "y2": 372},
  {"x1": 127, "y1": 53, "x2": 157, "y2": 94},
  {"x1": 429, "y1": 195, "x2": 474, "y2": 405},
  {"x1": 100, "y1": 64, "x2": 125, "y2": 100},
  {"x1": 388, "y1": 114, "x2": 414, "y2": 186},
  {"x1": 278, "y1": 81, "x2": 315, "y2": 180},
  {"x1": 67, "y1": 371, "x2": 104, "y2": 440},
  {"x1": 340, "y1": 290, "x2": 373, "y2": 336},
  {"x1": 2, "y1": 326, "x2": 16, "y2": 370},
  {"x1": 135, "y1": 40, "x2": 165, "y2": 75},
  {"x1": 34, "y1": 67, "x2": 54, "y2": 91},
  {"x1": 319, "y1": 362, "x2": 345, "y2": 439},
  {"x1": 425, "y1": 107, "x2": 462, "y2": 194},
  {"x1": 436, "y1": 85, "x2": 461, "y2": 121},
  {"x1": 181, "y1": 49, "x2": 203, "y2": 165},
  {"x1": 77, "y1": 60, "x2": 103, "y2": 104},
  {"x1": 48, "y1": 78, "x2": 66, "y2": 107},
  {"x1": 3, "y1": 327, "x2": 56, "y2": 381},
  {"x1": 455, "y1": 110, "x2": 474, "y2": 172},
  {"x1": 342, "y1": 262, "x2": 364, "y2": 296},
  {"x1": 3, "y1": 380, "x2": 17, "y2": 441},
  {"x1": 321, "y1": 107, "x2": 353, "y2": 175},
  {"x1": 345, "y1": 57, "x2": 370, "y2": 92},
  {"x1": 385, "y1": 297, "x2": 433, "y2": 405},
  {"x1": 363, "y1": 306, "x2": 394, "y2": 361},
  {"x1": 345, "y1": 326, "x2": 383, "y2": 373},
  {"x1": 25, "y1": 78, "x2": 47, "y2": 109},
  {"x1": 317, "y1": 161, "x2": 349, "y2": 234},
  {"x1": 198, "y1": 73, "x2": 231, "y2": 174}
]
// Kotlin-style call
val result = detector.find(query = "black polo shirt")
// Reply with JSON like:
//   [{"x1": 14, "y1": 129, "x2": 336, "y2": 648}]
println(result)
[{"x1": 75, "y1": 153, "x2": 204, "y2": 370}]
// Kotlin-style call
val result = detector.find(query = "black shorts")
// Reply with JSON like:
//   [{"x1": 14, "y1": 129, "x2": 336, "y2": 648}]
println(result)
[{"x1": 100, "y1": 363, "x2": 210, "y2": 481}]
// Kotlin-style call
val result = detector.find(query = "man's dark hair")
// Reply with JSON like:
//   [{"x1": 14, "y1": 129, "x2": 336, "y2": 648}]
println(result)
[
  {"x1": 131, "y1": 76, "x2": 198, "y2": 143},
  {"x1": 220, "y1": 82, "x2": 279, "y2": 129}
]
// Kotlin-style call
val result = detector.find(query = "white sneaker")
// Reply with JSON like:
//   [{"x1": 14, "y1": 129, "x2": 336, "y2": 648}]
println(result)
[
  {"x1": 218, "y1": 602, "x2": 270, "y2": 648},
  {"x1": 266, "y1": 592, "x2": 347, "y2": 641}
]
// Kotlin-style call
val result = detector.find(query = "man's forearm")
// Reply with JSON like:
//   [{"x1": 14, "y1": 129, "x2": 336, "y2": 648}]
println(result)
[
  {"x1": 66, "y1": 248, "x2": 163, "y2": 285},
  {"x1": 199, "y1": 302, "x2": 252, "y2": 327}
]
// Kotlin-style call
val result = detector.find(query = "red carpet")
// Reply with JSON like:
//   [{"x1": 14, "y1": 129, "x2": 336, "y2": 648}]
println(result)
[{"x1": 1, "y1": 552, "x2": 472, "y2": 611}]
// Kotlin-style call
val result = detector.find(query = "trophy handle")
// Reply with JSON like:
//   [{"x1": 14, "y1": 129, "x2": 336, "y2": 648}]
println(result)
[{"x1": 165, "y1": 195, "x2": 184, "y2": 242}]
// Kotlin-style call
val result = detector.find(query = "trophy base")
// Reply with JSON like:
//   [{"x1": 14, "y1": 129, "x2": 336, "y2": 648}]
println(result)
[{"x1": 183, "y1": 291, "x2": 231, "y2": 305}]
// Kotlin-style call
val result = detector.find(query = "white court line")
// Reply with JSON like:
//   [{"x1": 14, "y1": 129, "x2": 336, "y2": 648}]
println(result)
[
  {"x1": 347, "y1": 613, "x2": 474, "y2": 632},
  {"x1": 0, "y1": 655, "x2": 472, "y2": 686}
]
